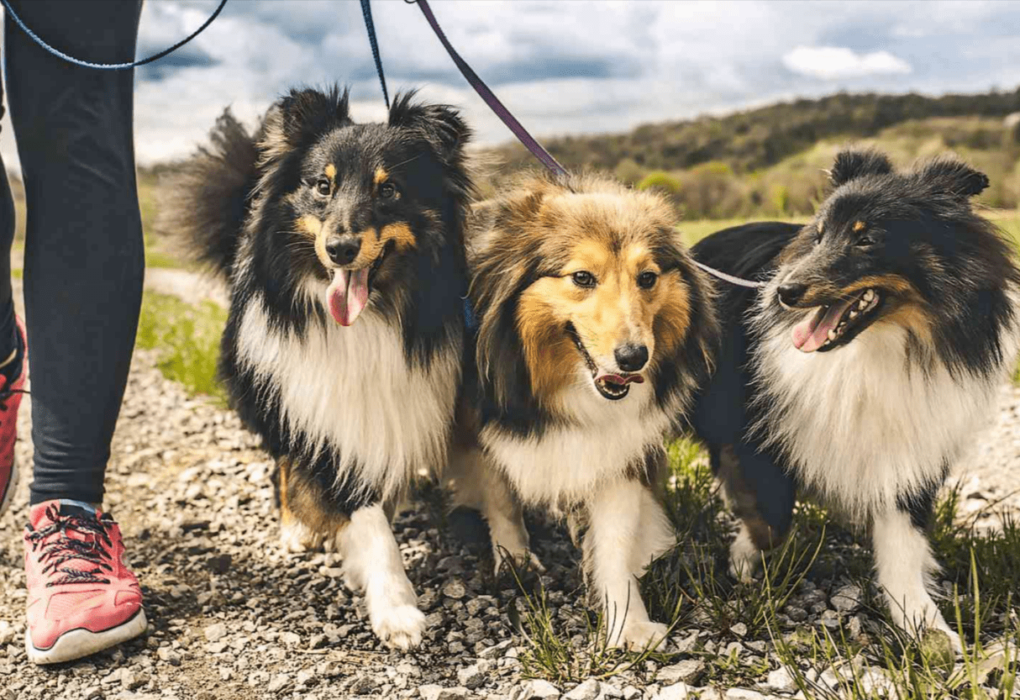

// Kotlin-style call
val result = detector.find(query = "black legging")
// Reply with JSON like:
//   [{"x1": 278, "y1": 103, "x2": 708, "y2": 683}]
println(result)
[{"x1": 0, "y1": 0, "x2": 145, "y2": 505}]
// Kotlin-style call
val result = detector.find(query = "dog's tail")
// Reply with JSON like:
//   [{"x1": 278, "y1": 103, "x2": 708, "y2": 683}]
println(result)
[{"x1": 158, "y1": 109, "x2": 259, "y2": 279}]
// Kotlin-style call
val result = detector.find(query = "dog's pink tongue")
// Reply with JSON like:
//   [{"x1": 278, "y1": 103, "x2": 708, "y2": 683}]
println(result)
[
  {"x1": 327, "y1": 268, "x2": 370, "y2": 326},
  {"x1": 596, "y1": 373, "x2": 645, "y2": 385},
  {"x1": 791, "y1": 299, "x2": 853, "y2": 353}
]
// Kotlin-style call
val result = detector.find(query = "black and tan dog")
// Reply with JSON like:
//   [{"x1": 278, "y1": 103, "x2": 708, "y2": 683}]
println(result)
[
  {"x1": 692, "y1": 149, "x2": 1020, "y2": 649},
  {"x1": 451, "y1": 172, "x2": 718, "y2": 649},
  {"x1": 164, "y1": 87, "x2": 473, "y2": 649}
]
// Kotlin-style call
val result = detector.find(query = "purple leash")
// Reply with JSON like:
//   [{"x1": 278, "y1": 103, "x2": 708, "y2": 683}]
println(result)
[
  {"x1": 407, "y1": 0, "x2": 763, "y2": 290},
  {"x1": 413, "y1": 0, "x2": 568, "y2": 178}
]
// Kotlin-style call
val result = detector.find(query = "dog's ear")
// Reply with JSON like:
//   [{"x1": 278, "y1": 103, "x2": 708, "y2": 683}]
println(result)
[
  {"x1": 262, "y1": 86, "x2": 351, "y2": 158},
  {"x1": 916, "y1": 155, "x2": 990, "y2": 199},
  {"x1": 473, "y1": 248, "x2": 543, "y2": 416},
  {"x1": 389, "y1": 92, "x2": 471, "y2": 163},
  {"x1": 830, "y1": 149, "x2": 893, "y2": 187}
]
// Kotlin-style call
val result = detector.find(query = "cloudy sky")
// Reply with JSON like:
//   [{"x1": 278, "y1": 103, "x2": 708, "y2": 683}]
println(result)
[{"x1": 2, "y1": 0, "x2": 1020, "y2": 170}]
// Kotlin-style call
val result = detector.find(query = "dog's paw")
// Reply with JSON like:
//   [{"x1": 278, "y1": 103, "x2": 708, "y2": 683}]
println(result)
[
  {"x1": 371, "y1": 604, "x2": 427, "y2": 651},
  {"x1": 493, "y1": 547, "x2": 546, "y2": 578},
  {"x1": 728, "y1": 530, "x2": 761, "y2": 583},
  {"x1": 610, "y1": 620, "x2": 670, "y2": 652},
  {"x1": 279, "y1": 521, "x2": 323, "y2": 553},
  {"x1": 920, "y1": 614, "x2": 963, "y2": 656}
]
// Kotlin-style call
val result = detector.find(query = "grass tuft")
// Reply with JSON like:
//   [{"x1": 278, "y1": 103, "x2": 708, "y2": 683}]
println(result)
[
  {"x1": 507, "y1": 437, "x2": 1020, "y2": 695},
  {"x1": 135, "y1": 291, "x2": 227, "y2": 403}
]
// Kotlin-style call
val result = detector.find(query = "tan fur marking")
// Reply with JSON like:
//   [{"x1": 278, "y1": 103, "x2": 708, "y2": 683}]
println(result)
[
  {"x1": 374, "y1": 167, "x2": 388, "y2": 186},
  {"x1": 278, "y1": 456, "x2": 350, "y2": 543},
  {"x1": 843, "y1": 273, "x2": 918, "y2": 298},
  {"x1": 278, "y1": 457, "x2": 294, "y2": 529},
  {"x1": 880, "y1": 300, "x2": 935, "y2": 343},
  {"x1": 348, "y1": 224, "x2": 417, "y2": 268},
  {"x1": 852, "y1": 220, "x2": 867, "y2": 233},
  {"x1": 325, "y1": 164, "x2": 337, "y2": 181},
  {"x1": 296, "y1": 215, "x2": 323, "y2": 240},
  {"x1": 313, "y1": 222, "x2": 417, "y2": 271},
  {"x1": 654, "y1": 273, "x2": 691, "y2": 358},
  {"x1": 518, "y1": 279, "x2": 585, "y2": 403},
  {"x1": 515, "y1": 238, "x2": 690, "y2": 404},
  {"x1": 717, "y1": 445, "x2": 786, "y2": 551},
  {"x1": 798, "y1": 273, "x2": 920, "y2": 309}
]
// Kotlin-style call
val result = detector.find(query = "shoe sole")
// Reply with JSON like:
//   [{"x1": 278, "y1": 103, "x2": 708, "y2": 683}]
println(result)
[
  {"x1": 0, "y1": 457, "x2": 18, "y2": 517},
  {"x1": 26, "y1": 608, "x2": 147, "y2": 665}
]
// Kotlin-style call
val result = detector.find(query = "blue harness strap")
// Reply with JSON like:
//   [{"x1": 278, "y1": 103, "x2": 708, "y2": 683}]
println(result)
[
  {"x1": 462, "y1": 297, "x2": 479, "y2": 334},
  {"x1": 0, "y1": 0, "x2": 228, "y2": 71},
  {"x1": 360, "y1": 0, "x2": 390, "y2": 109}
]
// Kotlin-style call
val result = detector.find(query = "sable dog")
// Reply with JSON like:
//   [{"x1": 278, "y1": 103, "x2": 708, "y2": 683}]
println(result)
[
  {"x1": 164, "y1": 87, "x2": 473, "y2": 649},
  {"x1": 451, "y1": 172, "x2": 718, "y2": 649},
  {"x1": 691, "y1": 149, "x2": 1020, "y2": 648}
]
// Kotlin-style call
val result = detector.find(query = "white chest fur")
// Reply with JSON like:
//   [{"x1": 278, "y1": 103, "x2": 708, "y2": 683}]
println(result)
[
  {"x1": 235, "y1": 294, "x2": 460, "y2": 499},
  {"x1": 755, "y1": 319, "x2": 1014, "y2": 517},
  {"x1": 481, "y1": 371, "x2": 672, "y2": 506}
]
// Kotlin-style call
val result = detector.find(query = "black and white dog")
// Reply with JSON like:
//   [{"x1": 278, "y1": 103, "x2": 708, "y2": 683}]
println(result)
[
  {"x1": 165, "y1": 87, "x2": 473, "y2": 649},
  {"x1": 692, "y1": 149, "x2": 1020, "y2": 648}
]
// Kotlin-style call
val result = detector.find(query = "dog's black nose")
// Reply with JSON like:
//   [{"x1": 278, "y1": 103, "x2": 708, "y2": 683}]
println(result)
[
  {"x1": 325, "y1": 236, "x2": 361, "y2": 266},
  {"x1": 614, "y1": 344, "x2": 649, "y2": 372},
  {"x1": 778, "y1": 282, "x2": 808, "y2": 307}
]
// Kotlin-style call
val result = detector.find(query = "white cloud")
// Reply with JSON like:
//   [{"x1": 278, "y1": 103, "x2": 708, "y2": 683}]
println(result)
[
  {"x1": 782, "y1": 46, "x2": 913, "y2": 80},
  {"x1": 1, "y1": 1, "x2": 1019, "y2": 171}
]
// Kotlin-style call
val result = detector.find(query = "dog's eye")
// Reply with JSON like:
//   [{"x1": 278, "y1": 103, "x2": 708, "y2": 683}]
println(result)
[
  {"x1": 379, "y1": 182, "x2": 397, "y2": 199},
  {"x1": 571, "y1": 271, "x2": 596, "y2": 288},
  {"x1": 855, "y1": 236, "x2": 876, "y2": 248},
  {"x1": 637, "y1": 271, "x2": 658, "y2": 289},
  {"x1": 314, "y1": 179, "x2": 331, "y2": 196}
]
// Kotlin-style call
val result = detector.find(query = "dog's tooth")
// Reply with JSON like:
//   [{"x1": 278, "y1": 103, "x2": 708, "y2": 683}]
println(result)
[
  {"x1": 850, "y1": 310, "x2": 858, "y2": 319},
  {"x1": 864, "y1": 289, "x2": 875, "y2": 302},
  {"x1": 827, "y1": 329, "x2": 837, "y2": 341}
]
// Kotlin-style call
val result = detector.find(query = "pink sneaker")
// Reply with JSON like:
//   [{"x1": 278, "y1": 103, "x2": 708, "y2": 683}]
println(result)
[
  {"x1": 0, "y1": 316, "x2": 27, "y2": 516},
  {"x1": 24, "y1": 501, "x2": 147, "y2": 664}
]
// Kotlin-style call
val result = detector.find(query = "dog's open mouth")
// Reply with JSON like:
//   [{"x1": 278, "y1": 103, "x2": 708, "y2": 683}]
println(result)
[
  {"x1": 566, "y1": 324, "x2": 645, "y2": 401},
  {"x1": 325, "y1": 244, "x2": 391, "y2": 327},
  {"x1": 791, "y1": 288, "x2": 881, "y2": 353}
]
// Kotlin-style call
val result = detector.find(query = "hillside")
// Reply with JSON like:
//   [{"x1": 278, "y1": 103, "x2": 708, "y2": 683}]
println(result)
[{"x1": 490, "y1": 88, "x2": 1020, "y2": 174}]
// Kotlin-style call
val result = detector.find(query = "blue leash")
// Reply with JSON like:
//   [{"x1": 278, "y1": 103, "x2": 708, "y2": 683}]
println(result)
[
  {"x1": 0, "y1": 0, "x2": 228, "y2": 70},
  {"x1": 360, "y1": 0, "x2": 390, "y2": 109}
]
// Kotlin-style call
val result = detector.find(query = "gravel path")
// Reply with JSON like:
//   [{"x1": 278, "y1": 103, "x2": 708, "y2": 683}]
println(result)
[{"x1": 0, "y1": 274, "x2": 1017, "y2": 700}]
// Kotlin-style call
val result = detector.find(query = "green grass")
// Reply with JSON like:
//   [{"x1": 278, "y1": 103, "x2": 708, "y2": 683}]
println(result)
[
  {"x1": 510, "y1": 439, "x2": 1020, "y2": 696},
  {"x1": 135, "y1": 291, "x2": 227, "y2": 403},
  {"x1": 680, "y1": 217, "x2": 808, "y2": 246},
  {"x1": 145, "y1": 246, "x2": 184, "y2": 269}
]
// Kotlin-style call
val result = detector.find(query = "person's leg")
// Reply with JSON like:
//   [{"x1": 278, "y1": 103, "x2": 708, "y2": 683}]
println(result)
[
  {"x1": 0, "y1": 62, "x2": 26, "y2": 517},
  {"x1": 6, "y1": 0, "x2": 147, "y2": 664},
  {"x1": 5, "y1": 0, "x2": 145, "y2": 505}
]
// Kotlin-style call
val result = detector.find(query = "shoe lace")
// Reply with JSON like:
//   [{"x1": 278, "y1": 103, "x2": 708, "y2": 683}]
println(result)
[
  {"x1": 0, "y1": 386, "x2": 28, "y2": 414},
  {"x1": 26, "y1": 504, "x2": 115, "y2": 586}
]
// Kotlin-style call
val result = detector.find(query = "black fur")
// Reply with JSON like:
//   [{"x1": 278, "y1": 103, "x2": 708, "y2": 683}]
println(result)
[
  {"x1": 167, "y1": 86, "x2": 473, "y2": 516},
  {"x1": 691, "y1": 148, "x2": 1019, "y2": 548},
  {"x1": 157, "y1": 108, "x2": 259, "y2": 275}
]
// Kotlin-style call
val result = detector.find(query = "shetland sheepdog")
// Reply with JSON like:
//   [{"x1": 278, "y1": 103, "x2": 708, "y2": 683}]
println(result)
[
  {"x1": 450, "y1": 172, "x2": 718, "y2": 650},
  {"x1": 691, "y1": 149, "x2": 1020, "y2": 648},
  {"x1": 163, "y1": 87, "x2": 473, "y2": 650}
]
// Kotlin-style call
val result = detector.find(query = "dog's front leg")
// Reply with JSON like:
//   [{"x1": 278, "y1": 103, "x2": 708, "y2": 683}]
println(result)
[
  {"x1": 586, "y1": 478, "x2": 669, "y2": 651},
  {"x1": 337, "y1": 503, "x2": 426, "y2": 650},
  {"x1": 872, "y1": 505, "x2": 961, "y2": 652},
  {"x1": 448, "y1": 445, "x2": 543, "y2": 575}
]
